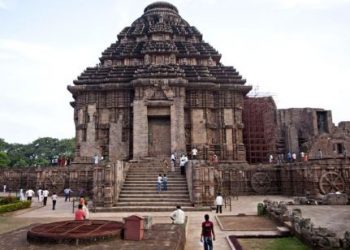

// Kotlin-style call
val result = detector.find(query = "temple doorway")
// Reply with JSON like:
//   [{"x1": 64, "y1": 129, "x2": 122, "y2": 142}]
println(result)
[{"x1": 148, "y1": 116, "x2": 171, "y2": 157}]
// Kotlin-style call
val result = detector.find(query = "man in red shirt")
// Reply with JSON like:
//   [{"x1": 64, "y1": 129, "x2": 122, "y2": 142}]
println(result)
[
  {"x1": 75, "y1": 204, "x2": 86, "y2": 220},
  {"x1": 200, "y1": 214, "x2": 215, "y2": 250}
]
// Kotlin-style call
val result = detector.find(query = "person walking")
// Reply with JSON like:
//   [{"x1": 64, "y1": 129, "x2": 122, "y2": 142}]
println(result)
[
  {"x1": 163, "y1": 174, "x2": 168, "y2": 191},
  {"x1": 201, "y1": 214, "x2": 215, "y2": 250},
  {"x1": 52, "y1": 192, "x2": 57, "y2": 210},
  {"x1": 180, "y1": 155, "x2": 188, "y2": 175},
  {"x1": 3, "y1": 184, "x2": 6, "y2": 193},
  {"x1": 19, "y1": 188, "x2": 25, "y2": 201},
  {"x1": 171, "y1": 153, "x2": 176, "y2": 171},
  {"x1": 215, "y1": 193, "x2": 223, "y2": 214},
  {"x1": 192, "y1": 147, "x2": 198, "y2": 160},
  {"x1": 157, "y1": 174, "x2": 163, "y2": 193},
  {"x1": 42, "y1": 188, "x2": 49, "y2": 206},
  {"x1": 162, "y1": 159, "x2": 169, "y2": 174},
  {"x1": 64, "y1": 187, "x2": 73, "y2": 202},
  {"x1": 37, "y1": 188, "x2": 42, "y2": 202},
  {"x1": 25, "y1": 188, "x2": 35, "y2": 201},
  {"x1": 170, "y1": 205, "x2": 185, "y2": 224}
]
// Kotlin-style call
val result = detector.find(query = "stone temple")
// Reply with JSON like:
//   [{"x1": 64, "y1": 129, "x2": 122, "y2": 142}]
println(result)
[
  {"x1": 68, "y1": 1, "x2": 251, "y2": 162},
  {"x1": 1, "y1": 3, "x2": 349, "y2": 232}
]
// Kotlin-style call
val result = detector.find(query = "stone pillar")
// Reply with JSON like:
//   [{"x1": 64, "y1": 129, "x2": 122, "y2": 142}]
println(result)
[
  {"x1": 109, "y1": 113, "x2": 128, "y2": 161},
  {"x1": 171, "y1": 95, "x2": 186, "y2": 154},
  {"x1": 191, "y1": 109, "x2": 207, "y2": 145},
  {"x1": 103, "y1": 164, "x2": 113, "y2": 207},
  {"x1": 133, "y1": 100, "x2": 148, "y2": 159}
]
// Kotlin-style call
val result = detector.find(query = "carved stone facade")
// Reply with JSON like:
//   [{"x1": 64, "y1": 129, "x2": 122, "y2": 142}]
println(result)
[{"x1": 68, "y1": 2, "x2": 251, "y2": 162}]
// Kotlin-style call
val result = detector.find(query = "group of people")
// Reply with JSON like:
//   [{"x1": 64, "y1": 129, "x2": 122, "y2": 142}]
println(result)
[
  {"x1": 169, "y1": 153, "x2": 189, "y2": 175},
  {"x1": 170, "y1": 205, "x2": 216, "y2": 250},
  {"x1": 270, "y1": 151, "x2": 310, "y2": 164},
  {"x1": 157, "y1": 174, "x2": 168, "y2": 192},
  {"x1": 20, "y1": 188, "x2": 57, "y2": 209},
  {"x1": 74, "y1": 196, "x2": 90, "y2": 220}
]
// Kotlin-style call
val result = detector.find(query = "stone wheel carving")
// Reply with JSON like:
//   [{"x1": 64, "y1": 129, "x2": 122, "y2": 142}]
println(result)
[
  {"x1": 251, "y1": 172, "x2": 271, "y2": 194},
  {"x1": 44, "y1": 174, "x2": 65, "y2": 192},
  {"x1": 319, "y1": 171, "x2": 345, "y2": 194}
]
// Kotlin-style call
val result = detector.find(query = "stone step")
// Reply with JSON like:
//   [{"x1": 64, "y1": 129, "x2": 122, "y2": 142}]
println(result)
[
  {"x1": 118, "y1": 197, "x2": 190, "y2": 202},
  {"x1": 115, "y1": 201, "x2": 193, "y2": 206},
  {"x1": 94, "y1": 206, "x2": 211, "y2": 212},
  {"x1": 124, "y1": 180, "x2": 187, "y2": 184},
  {"x1": 120, "y1": 190, "x2": 189, "y2": 195},
  {"x1": 126, "y1": 173, "x2": 186, "y2": 180},
  {"x1": 122, "y1": 186, "x2": 188, "y2": 191},
  {"x1": 122, "y1": 183, "x2": 187, "y2": 187},
  {"x1": 119, "y1": 194, "x2": 189, "y2": 198}
]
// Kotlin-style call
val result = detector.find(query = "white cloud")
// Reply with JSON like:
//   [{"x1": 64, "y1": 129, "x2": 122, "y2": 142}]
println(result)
[
  {"x1": 0, "y1": 0, "x2": 7, "y2": 9},
  {"x1": 274, "y1": 0, "x2": 350, "y2": 9}
]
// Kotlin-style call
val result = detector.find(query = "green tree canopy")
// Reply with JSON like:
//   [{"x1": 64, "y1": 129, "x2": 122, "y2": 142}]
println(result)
[
  {"x1": 0, "y1": 151, "x2": 10, "y2": 167},
  {"x1": 0, "y1": 137, "x2": 75, "y2": 168}
]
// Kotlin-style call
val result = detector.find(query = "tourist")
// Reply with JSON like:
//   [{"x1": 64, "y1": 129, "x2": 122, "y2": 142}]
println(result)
[
  {"x1": 287, "y1": 152, "x2": 292, "y2": 162},
  {"x1": 3, "y1": 184, "x2": 6, "y2": 193},
  {"x1": 64, "y1": 187, "x2": 73, "y2": 202},
  {"x1": 94, "y1": 154, "x2": 99, "y2": 165},
  {"x1": 37, "y1": 187, "x2": 42, "y2": 202},
  {"x1": 317, "y1": 149, "x2": 323, "y2": 159},
  {"x1": 200, "y1": 214, "x2": 215, "y2": 250},
  {"x1": 75, "y1": 204, "x2": 86, "y2": 220},
  {"x1": 192, "y1": 147, "x2": 198, "y2": 160},
  {"x1": 170, "y1": 205, "x2": 185, "y2": 224},
  {"x1": 162, "y1": 159, "x2": 169, "y2": 174},
  {"x1": 214, "y1": 154, "x2": 219, "y2": 164},
  {"x1": 79, "y1": 196, "x2": 85, "y2": 205},
  {"x1": 157, "y1": 174, "x2": 163, "y2": 193},
  {"x1": 292, "y1": 152, "x2": 297, "y2": 162},
  {"x1": 163, "y1": 174, "x2": 168, "y2": 191},
  {"x1": 52, "y1": 192, "x2": 57, "y2": 210},
  {"x1": 171, "y1": 153, "x2": 176, "y2": 171},
  {"x1": 25, "y1": 188, "x2": 35, "y2": 201},
  {"x1": 215, "y1": 193, "x2": 223, "y2": 214},
  {"x1": 268, "y1": 154, "x2": 273, "y2": 164},
  {"x1": 180, "y1": 155, "x2": 188, "y2": 175},
  {"x1": 300, "y1": 151, "x2": 305, "y2": 161},
  {"x1": 43, "y1": 188, "x2": 49, "y2": 206},
  {"x1": 83, "y1": 200, "x2": 90, "y2": 219},
  {"x1": 19, "y1": 188, "x2": 25, "y2": 201}
]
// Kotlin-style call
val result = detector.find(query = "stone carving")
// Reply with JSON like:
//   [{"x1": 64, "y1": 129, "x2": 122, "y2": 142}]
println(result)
[
  {"x1": 251, "y1": 172, "x2": 271, "y2": 194},
  {"x1": 319, "y1": 171, "x2": 345, "y2": 194}
]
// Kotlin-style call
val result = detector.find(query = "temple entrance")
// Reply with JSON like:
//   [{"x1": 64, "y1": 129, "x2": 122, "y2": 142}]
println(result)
[{"x1": 148, "y1": 116, "x2": 171, "y2": 157}]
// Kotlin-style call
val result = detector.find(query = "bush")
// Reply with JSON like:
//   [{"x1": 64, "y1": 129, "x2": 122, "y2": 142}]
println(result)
[
  {"x1": 0, "y1": 196, "x2": 19, "y2": 205},
  {"x1": 0, "y1": 200, "x2": 31, "y2": 213}
]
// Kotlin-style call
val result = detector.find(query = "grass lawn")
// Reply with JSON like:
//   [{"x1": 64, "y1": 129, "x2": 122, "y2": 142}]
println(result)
[{"x1": 238, "y1": 237, "x2": 311, "y2": 250}]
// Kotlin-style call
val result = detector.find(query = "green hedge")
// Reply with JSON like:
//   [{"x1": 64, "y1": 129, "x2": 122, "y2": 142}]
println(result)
[
  {"x1": 0, "y1": 200, "x2": 31, "y2": 213},
  {"x1": 0, "y1": 196, "x2": 19, "y2": 205}
]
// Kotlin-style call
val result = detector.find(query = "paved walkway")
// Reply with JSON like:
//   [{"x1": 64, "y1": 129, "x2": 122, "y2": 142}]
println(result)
[{"x1": 3, "y1": 195, "x2": 349, "y2": 249}]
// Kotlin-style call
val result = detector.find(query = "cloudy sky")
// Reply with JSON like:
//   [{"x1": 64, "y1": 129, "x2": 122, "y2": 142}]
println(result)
[{"x1": 0, "y1": 0, "x2": 349, "y2": 143}]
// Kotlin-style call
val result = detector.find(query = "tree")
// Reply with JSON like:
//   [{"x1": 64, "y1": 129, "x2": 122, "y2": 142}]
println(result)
[{"x1": 0, "y1": 152, "x2": 10, "y2": 167}]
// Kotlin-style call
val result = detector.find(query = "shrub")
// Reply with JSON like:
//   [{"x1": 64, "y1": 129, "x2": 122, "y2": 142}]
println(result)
[
  {"x1": 0, "y1": 200, "x2": 31, "y2": 213},
  {"x1": 0, "y1": 196, "x2": 19, "y2": 205}
]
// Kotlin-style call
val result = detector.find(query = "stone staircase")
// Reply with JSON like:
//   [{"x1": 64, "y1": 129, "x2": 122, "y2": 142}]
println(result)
[{"x1": 112, "y1": 159, "x2": 207, "y2": 212}]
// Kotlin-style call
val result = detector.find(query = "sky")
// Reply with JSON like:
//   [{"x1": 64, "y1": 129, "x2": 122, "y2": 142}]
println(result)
[{"x1": 0, "y1": 0, "x2": 349, "y2": 144}]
